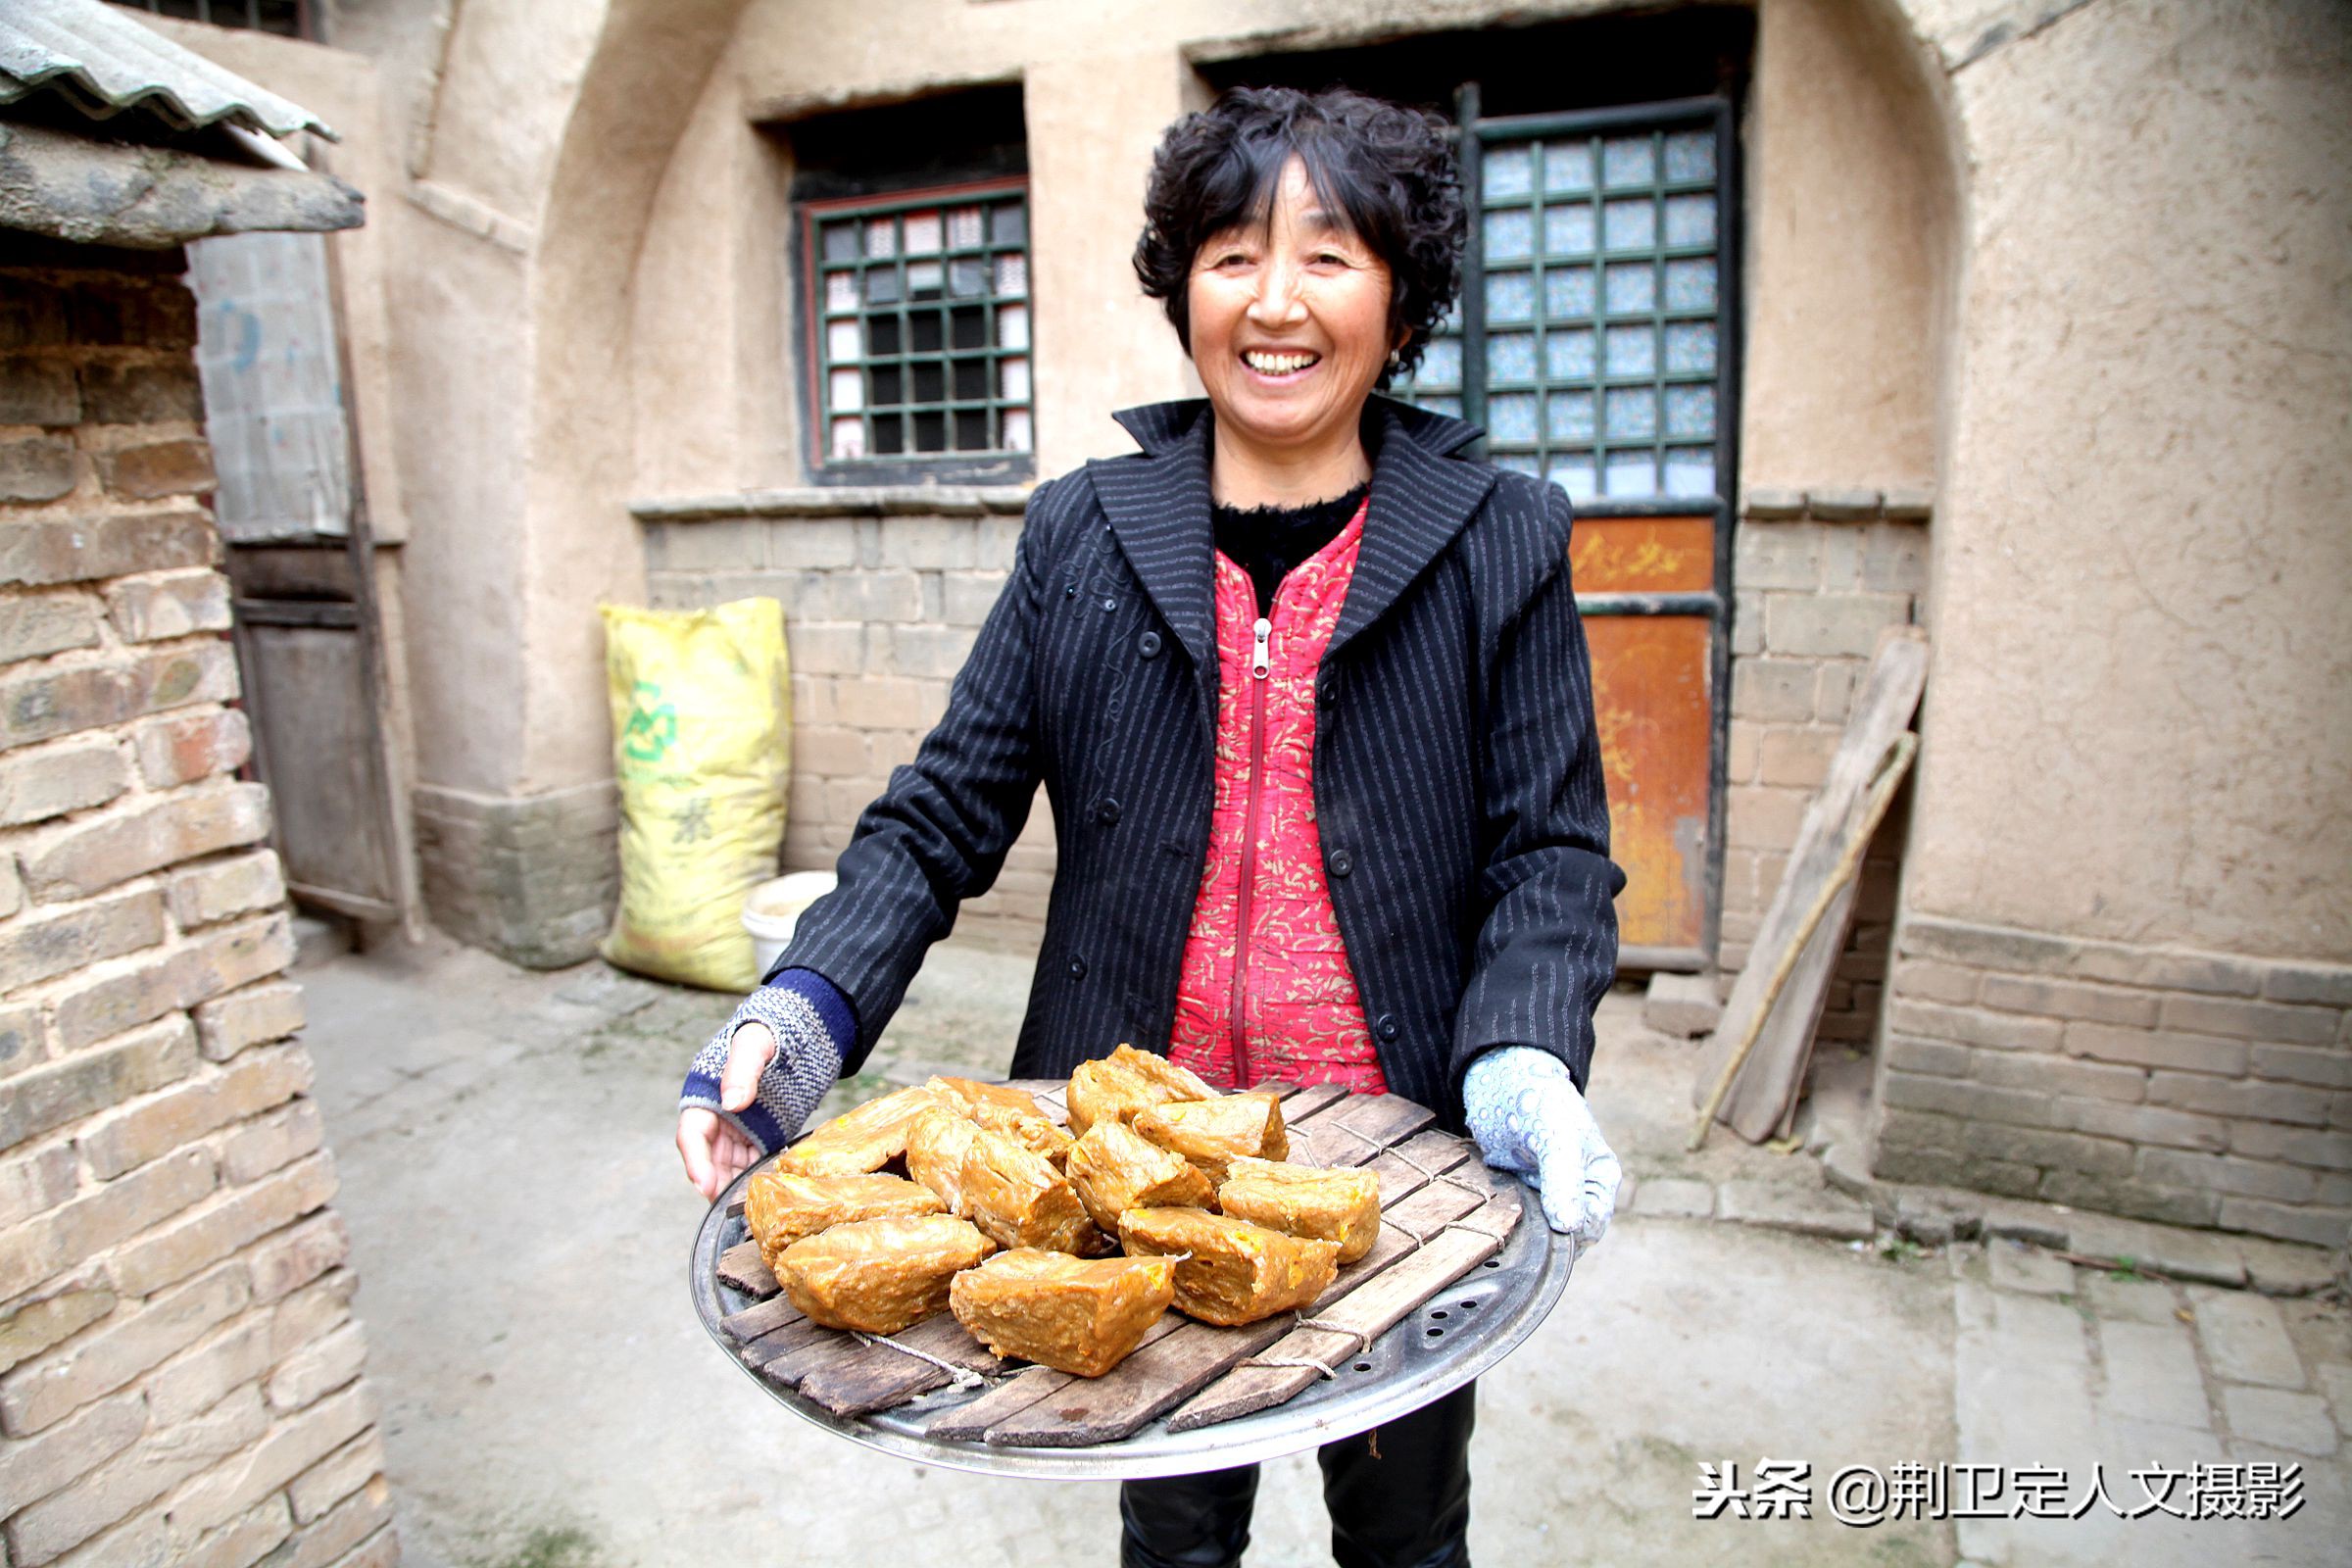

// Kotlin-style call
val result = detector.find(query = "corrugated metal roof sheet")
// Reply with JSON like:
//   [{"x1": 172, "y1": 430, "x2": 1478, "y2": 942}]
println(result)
[{"x1": 0, "y1": 0, "x2": 336, "y2": 142}]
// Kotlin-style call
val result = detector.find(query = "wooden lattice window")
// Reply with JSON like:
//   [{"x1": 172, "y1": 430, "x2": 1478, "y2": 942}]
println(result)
[{"x1": 801, "y1": 181, "x2": 1034, "y2": 473}]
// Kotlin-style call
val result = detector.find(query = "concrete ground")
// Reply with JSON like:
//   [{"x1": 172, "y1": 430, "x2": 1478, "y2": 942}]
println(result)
[{"x1": 293, "y1": 932, "x2": 2347, "y2": 1568}]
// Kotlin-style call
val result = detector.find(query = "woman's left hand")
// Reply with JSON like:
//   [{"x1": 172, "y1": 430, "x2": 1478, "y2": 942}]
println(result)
[{"x1": 1462, "y1": 1047, "x2": 1623, "y2": 1253}]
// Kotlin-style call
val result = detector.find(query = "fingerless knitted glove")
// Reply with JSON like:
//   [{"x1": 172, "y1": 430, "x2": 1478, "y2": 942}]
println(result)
[{"x1": 677, "y1": 967, "x2": 855, "y2": 1155}]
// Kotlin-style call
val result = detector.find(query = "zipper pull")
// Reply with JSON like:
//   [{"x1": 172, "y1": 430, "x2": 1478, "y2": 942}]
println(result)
[{"x1": 1251, "y1": 617, "x2": 1272, "y2": 680}]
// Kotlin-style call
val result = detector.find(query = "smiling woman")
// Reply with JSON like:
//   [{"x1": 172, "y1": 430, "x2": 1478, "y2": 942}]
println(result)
[{"x1": 680, "y1": 82, "x2": 1625, "y2": 1568}]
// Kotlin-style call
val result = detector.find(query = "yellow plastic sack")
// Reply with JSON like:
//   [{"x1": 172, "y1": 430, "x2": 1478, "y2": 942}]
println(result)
[{"x1": 599, "y1": 598, "x2": 790, "y2": 991}]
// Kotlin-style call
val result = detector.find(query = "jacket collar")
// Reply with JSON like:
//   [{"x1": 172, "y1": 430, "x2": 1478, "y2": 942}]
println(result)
[{"x1": 1090, "y1": 396, "x2": 1498, "y2": 682}]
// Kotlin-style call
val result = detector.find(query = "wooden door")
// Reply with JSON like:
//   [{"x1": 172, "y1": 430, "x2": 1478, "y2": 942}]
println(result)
[{"x1": 187, "y1": 231, "x2": 415, "y2": 929}]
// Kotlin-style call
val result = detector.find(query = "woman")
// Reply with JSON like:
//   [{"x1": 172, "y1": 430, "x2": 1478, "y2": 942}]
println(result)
[{"x1": 678, "y1": 85, "x2": 1625, "y2": 1568}]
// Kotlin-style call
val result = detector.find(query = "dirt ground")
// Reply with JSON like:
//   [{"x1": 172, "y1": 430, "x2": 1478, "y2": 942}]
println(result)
[{"x1": 299, "y1": 934, "x2": 1967, "y2": 1568}]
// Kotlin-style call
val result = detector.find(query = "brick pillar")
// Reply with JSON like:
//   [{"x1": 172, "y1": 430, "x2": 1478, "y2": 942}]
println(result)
[
  {"x1": 0, "y1": 243, "x2": 398, "y2": 1567},
  {"x1": 1718, "y1": 489, "x2": 1933, "y2": 1047}
]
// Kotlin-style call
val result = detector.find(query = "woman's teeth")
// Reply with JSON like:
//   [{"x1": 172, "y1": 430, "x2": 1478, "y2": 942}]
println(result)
[{"x1": 1244, "y1": 351, "x2": 1318, "y2": 374}]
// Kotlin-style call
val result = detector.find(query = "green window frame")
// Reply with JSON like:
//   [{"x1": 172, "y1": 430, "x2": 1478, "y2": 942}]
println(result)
[
  {"x1": 801, "y1": 178, "x2": 1035, "y2": 479},
  {"x1": 1396, "y1": 96, "x2": 1735, "y2": 510}
]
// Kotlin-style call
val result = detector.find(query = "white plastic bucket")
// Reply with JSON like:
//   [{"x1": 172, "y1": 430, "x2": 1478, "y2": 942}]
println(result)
[{"x1": 742, "y1": 871, "x2": 838, "y2": 978}]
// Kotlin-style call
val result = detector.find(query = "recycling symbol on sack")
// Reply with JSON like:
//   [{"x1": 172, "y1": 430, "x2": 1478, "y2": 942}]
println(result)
[{"x1": 621, "y1": 681, "x2": 678, "y2": 763}]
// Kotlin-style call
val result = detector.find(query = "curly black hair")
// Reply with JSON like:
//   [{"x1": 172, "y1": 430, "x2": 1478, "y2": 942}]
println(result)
[{"x1": 1133, "y1": 86, "x2": 1466, "y2": 389}]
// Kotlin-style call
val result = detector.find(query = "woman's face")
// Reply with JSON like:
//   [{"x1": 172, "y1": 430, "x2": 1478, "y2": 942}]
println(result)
[{"x1": 1187, "y1": 158, "x2": 1400, "y2": 463}]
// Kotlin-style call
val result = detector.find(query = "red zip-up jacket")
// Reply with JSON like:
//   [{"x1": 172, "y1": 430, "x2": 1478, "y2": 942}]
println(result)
[{"x1": 1167, "y1": 498, "x2": 1388, "y2": 1094}]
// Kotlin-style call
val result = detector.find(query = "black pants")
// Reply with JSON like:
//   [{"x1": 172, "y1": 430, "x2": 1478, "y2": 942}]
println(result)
[{"x1": 1118, "y1": 1381, "x2": 1476, "y2": 1568}]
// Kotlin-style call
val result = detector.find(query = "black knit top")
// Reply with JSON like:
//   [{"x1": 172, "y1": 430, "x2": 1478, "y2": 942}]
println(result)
[{"x1": 1210, "y1": 482, "x2": 1370, "y2": 618}]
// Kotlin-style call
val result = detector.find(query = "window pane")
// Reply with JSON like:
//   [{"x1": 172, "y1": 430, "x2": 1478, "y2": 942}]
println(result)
[
  {"x1": 953, "y1": 359, "x2": 989, "y2": 400},
  {"x1": 1603, "y1": 263, "x2": 1655, "y2": 316},
  {"x1": 1413, "y1": 395, "x2": 1463, "y2": 418},
  {"x1": 1545, "y1": 266, "x2": 1595, "y2": 320},
  {"x1": 1602, "y1": 199, "x2": 1655, "y2": 252},
  {"x1": 822, "y1": 222, "x2": 859, "y2": 264},
  {"x1": 1602, "y1": 136, "x2": 1655, "y2": 188},
  {"x1": 1604, "y1": 325, "x2": 1655, "y2": 377},
  {"x1": 1484, "y1": 209, "x2": 1534, "y2": 262},
  {"x1": 1545, "y1": 390, "x2": 1595, "y2": 443},
  {"x1": 907, "y1": 261, "x2": 944, "y2": 299},
  {"x1": 871, "y1": 366, "x2": 903, "y2": 407},
  {"x1": 869, "y1": 317, "x2": 902, "y2": 356},
  {"x1": 1544, "y1": 328, "x2": 1596, "y2": 381},
  {"x1": 827, "y1": 319, "x2": 861, "y2": 364},
  {"x1": 1487, "y1": 392, "x2": 1538, "y2": 446},
  {"x1": 995, "y1": 255, "x2": 1028, "y2": 298},
  {"x1": 950, "y1": 259, "x2": 988, "y2": 298},
  {"x1": 1487, "y1": 332, "x2": 1538, "y2": 383},
  {"x1": 947, "y1": 206, "x2": 984, "y2": 249},
  {"x1": 1415, "y1": 338, "x2": 1462, "y2": 386},
  {"x1": 863, "y1": 270, "x2": 900, "y2": 306},
  {"x1": 1664, "y1": 321, "x2": 1716, "y2": 374},
  {"x1": 825, "y1": 271, "x2": 858, "y2": 313},
  {"x1": 1664, "y1": 128, "x2": 1715, "y2": 183},
  {"x1": 1543, "y1": 140, "x2": 1593, "y2": 195},
  {"x1": 864, "y1": 218, "x2": 897, "y2": 259},
  {"x1": 903, "y1": 210, "x2": 942, "y2": 255},
  {"x1": 1494, "y1": 453, "x2": 1542, "y2": 476},
  {"x1": 1002, "y1": 408, "x2": 1033, "y2": 452},
  {"x1": 1664, "y1": 383, "x2": 1715, "y2": 440},
  {"x1": 1484, "y1": 146, "x2": 1534, "y2": 201},
  {"x1": 830, "y1": 416, "x2": 866, "y2": 460},
  {"x1": 829, "y1": 367, "x2": 864, "y2": 414},
  {"x1": 1664, "y1": 446, "x2": 1715, "y2": 496},
  {"x1": 1605, "y1": 452, "x2": 1657, "y2": 497},
  {"x1": 1547, "y1": 455, "x2": 1597, "y2": 502},
  {"x1": 1604, "y1": 387, "x2": 1657, "y2": 441},
  {"x1": 1664, "y1": 194, "x2": 1716, "y2": 249},
  {"x1": 998, "y1": 303, "x2": 1030, "y2": 350},
  {"x1": 1664, "y1": 258, "x2": 1717, "y2": 312},
  {"x1": 1486, "y1": 270, "x2": 1536, "y2": 323},
  {"x1": 1544, "y1": 204, "x2": 1595, "y2": 258},
  {"x1": 1000, "y1": 357, "x2": 1031, "y2": 402},
  {"x1": 990, "y1": 204, "x2": 1027, "y2": 247}
]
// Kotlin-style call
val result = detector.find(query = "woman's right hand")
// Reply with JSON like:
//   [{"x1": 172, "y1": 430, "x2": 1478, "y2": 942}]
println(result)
[{"x1": 676, "y1": 1021, "x2": 777, "y2": 1200}]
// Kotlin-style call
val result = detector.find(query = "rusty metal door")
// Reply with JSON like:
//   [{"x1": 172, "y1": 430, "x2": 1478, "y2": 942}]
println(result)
[{"x1": 187, "y1": 230, "x2": 412, "y2": 928}]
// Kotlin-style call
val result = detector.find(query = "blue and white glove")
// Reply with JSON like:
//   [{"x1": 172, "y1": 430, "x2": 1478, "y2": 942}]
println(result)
[
  {"x1": 678, "y1": 967, "x2": 853, "y2": 1166},
  {"x1": 1463, "y1": 1047, "x2": 1623, "y2": 1252}
]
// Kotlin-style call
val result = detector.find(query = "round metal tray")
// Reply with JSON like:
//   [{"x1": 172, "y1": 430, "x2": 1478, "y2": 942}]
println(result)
[{"x1": 690, "y1": 1163, "x2": 1575, "y2": 1480}]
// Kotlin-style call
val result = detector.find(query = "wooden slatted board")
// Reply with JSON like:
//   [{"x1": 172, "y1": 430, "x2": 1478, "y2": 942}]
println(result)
[{"x1": 709, "y1": 1081, "x2": 1522, "y2": 1448}]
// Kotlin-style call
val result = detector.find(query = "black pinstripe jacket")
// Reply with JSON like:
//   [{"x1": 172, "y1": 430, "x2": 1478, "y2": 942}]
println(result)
[{"x1": 776, "y1": 395, "x2": 1623, "y2": 1124}]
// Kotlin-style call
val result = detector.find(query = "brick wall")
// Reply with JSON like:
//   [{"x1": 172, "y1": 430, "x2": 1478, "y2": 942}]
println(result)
[
  {"x1": 0, "y1": 244, "x2": 397, "y2": 1567},
  {"x1": 1874, "y1": 914, "x2": 2352, "y2": 1249},
  {"x1": 639, "y1": 493, "x2": 1054, "y2": 952},
  {"x1": 1718, "y1": 489, "x2": 1932, "y2": 1047}
]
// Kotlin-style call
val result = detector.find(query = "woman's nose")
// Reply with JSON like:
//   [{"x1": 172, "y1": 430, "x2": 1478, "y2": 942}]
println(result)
[{"x1": 1248, "y1": 260, "x2": 1307, "y2": 325}]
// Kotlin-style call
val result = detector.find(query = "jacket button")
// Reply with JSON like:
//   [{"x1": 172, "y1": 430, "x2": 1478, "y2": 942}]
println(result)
[
  {"x1": 1317, "y1": 674, "x2": 1341, "y2": 708},
  {"x1": 1068, "y1": 956, "x2": 1088, "y2": 980},
  {"x1": 1138, "y1": 631, "x2": 1162, "y2": 659},
  {"x1": 1093, "y1": 798, "x2": 1122, "y2": 826},
  {"x1": 1328, "y1": 848, "x2": 1353, "y2": 878},
  {"x1": 1376, "y1": 1014, "x2": 1399, "y2": 1042}
]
